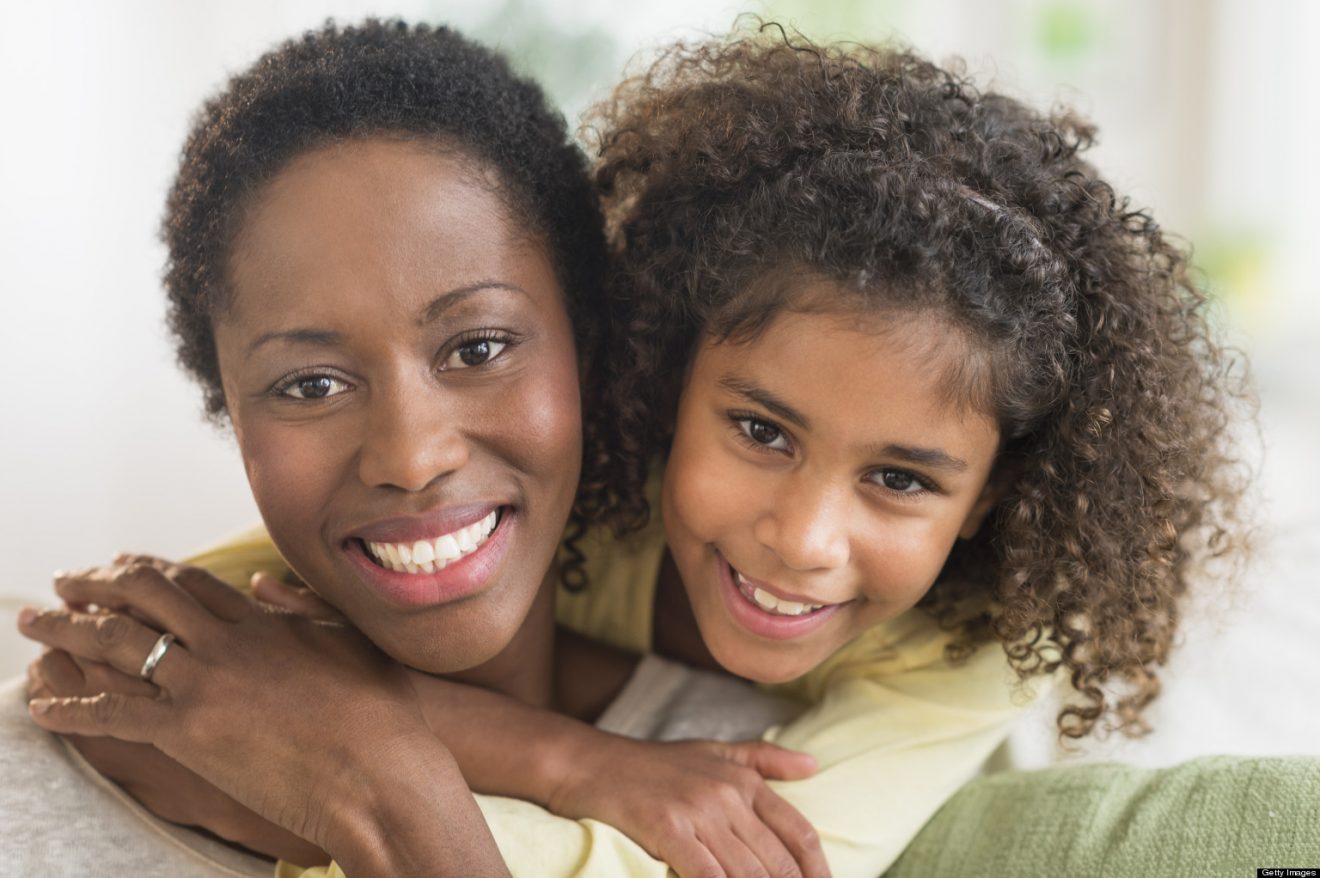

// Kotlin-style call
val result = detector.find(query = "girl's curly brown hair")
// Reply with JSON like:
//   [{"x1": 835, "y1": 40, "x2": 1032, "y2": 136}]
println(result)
[{"x1": 580, "y1": 22, "x2": 1253, "y2": 739}]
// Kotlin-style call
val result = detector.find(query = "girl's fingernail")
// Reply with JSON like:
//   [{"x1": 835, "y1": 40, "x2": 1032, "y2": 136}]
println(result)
[
  {"x1": 17, "y1": 608, "x2": 36, "y2": 627},
  {"x1": 30, "y1": 698, "x2": 52, "y2": 715}
]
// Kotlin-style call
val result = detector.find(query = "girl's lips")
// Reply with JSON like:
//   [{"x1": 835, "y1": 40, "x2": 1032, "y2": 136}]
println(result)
[
  {"x1": 345, "y1": 506, "x2": 515, "y2": 608},
  {"x1": 715, "y1": 552, "x2": 844, "y2": 641}
]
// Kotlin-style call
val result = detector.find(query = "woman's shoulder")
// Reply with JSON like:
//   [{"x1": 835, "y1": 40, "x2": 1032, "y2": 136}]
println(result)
[{"x1": 184, "y1": 523, "x2": 292, "y2": 594}]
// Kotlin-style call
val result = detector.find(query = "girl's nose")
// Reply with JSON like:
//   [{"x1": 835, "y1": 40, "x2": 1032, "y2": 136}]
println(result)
[
  {"x1": 357, "y1": 387, "x2": 470, "y2": 492},
  {"x1": 751, "y1": 478, "x2": 850, "y2": 572}
]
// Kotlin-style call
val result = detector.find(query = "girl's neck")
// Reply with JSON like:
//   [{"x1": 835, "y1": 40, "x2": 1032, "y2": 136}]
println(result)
[{"x1": 652, "y1": 548, "x2": 722, "y2": 673}]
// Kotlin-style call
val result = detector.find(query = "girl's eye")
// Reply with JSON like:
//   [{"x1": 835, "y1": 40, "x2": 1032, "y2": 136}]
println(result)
[
  {"x1": 870, "y1": 468, "x2": 932, "y2": 495},
  {"x1": 735, "y1": 416, "x2": 792, "y2": 452},
  {"x1": 277, "y1": 374, "x2": 351, "y2": 400},
  {"x1": 441, "y1": 337, "x2": 508, "y2": 371}
]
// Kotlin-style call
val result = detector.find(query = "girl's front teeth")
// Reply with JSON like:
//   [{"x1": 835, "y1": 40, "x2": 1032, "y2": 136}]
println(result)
[
  {"x1": 365, "y1": 510, "x2": 498, "y2": 574},
  {"x1": 734, "y1": 571, "x2": 824, "y2": 616}
]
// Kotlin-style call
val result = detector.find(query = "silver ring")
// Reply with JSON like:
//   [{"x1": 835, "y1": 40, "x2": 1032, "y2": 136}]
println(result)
[{"x1": 138, "y1": 633, "x2": 176, "y2": 681}]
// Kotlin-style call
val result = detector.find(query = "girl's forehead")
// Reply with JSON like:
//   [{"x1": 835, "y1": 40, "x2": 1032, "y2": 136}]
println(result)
[{"x1": 698, "y1": 305, "x2": 999, "y2": 438}]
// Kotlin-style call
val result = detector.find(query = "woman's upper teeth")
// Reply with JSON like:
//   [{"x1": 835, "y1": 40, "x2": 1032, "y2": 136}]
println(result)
[
  {"x1": 734, "y1": 571, "x2": 824, "y2": 616},
  {"x1": 365, "y1": 510, "x2": 498, "y2": 574}
]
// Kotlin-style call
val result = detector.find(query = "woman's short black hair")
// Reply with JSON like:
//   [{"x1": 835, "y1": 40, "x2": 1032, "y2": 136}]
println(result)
[{"x1": 163, "y1": 18, "x2": 606, "y2": 419}]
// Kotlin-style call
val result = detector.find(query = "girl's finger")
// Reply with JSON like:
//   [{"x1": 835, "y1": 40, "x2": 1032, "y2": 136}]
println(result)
[
  {"x1": 28, "y1": 692, "x2": 167, "y2": 744},
  {"x1": 54, "y1": 564, "x2": 210, "y2": 643},
  {"x1": 18, "y1": 608, "x2": 188, "y2": 688},
  {"x1": 652, "y1": 830, "x2": 723, "y2": 878},
  {"x1": 702, "y1": 826, "x2": 789, "y2": 878},
  {"x1": 721, "y1": 740, "x2": 817, "y2": 781},
  {"x1": 71, "y1": 654, "x2": 161, "y2": 698},
  {"x1": 752, "y1": 789, "x2": 828, "y2": 878},
  {"x1": 251, "y1": 572, "x2": 343, "y2": 622},
  {"x1": 33, "y1": 648, "x2": 87, "y2": 696},
  {"x1": 114, "y1": 554, "x2": 253, "y2": 622}
]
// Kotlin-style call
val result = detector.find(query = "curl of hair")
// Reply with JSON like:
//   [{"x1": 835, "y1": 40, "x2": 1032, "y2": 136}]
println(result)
[
  {"x1": 161, "y1": 19, "x2": 608, "y2": 590},
  {"x1": 584, "y1": 21, "x2": 1254, "y2": 739}
]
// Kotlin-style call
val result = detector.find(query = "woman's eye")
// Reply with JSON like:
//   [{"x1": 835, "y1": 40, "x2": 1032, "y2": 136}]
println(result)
[
  {"x1": 443, "y1": 338, "x2": 508, "y2": 370},
  {"x1": 279, "y1": 375, "x2": 350, "y2": 400},
  {"x1": 737, "y1": 417, "x2": 791, "y2": 452}
]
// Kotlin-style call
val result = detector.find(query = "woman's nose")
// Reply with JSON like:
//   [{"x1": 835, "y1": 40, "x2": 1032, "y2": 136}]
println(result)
[
  {"x1": 751, "y1": 478, "x2": 851, "y2": 572},
  {"x1": 356, "y1": 386, "x2": 470, "y2": 492}
]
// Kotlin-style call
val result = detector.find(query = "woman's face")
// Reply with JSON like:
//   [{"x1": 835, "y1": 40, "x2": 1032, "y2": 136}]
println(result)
[
  {"x1": 662, "y1": 293, "x2": 1002, "y2": 683},
  {"x1": 212, "y1": 138, "x2": 582, "y2": 677}
]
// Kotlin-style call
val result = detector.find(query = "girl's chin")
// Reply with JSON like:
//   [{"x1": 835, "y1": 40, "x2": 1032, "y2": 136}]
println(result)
[{"x1": 705, "y1": 631, "x2": 818, "y2": 686}]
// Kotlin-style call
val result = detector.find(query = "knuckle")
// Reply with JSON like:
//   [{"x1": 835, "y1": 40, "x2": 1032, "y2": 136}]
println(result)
[
  {"x1": 120, "y1": 561, "x2": 160, "y2": 587},
  {"x1": 90, "y1": 692, "x2": 122, "y2": 727},
  {"x1": 795, "y1": 826, "x2": 822, "y2": 853},
  {"x1": 93, "y1": 614, "x2": 132, "y2": 648},
  {"x1": 655, "y1": 809, "x2": 691, "y2": 841}
]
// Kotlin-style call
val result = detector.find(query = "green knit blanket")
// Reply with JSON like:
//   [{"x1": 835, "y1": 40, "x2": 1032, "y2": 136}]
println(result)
[{"x1": 886, "y1": 756, "x2": 1320, "y2": 878}]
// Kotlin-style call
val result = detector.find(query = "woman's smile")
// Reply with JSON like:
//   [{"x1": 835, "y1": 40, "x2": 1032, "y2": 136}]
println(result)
[{"x1": 345, "y1": 504, "x2": 513, "y2": 608}]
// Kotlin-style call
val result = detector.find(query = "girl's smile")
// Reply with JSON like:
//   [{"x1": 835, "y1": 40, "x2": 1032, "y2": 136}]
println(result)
[
  {"x1": 212, "y1": 138, "x2": 583, "y2": 679},
  {"x1": 661, "y1": 295, "x2": 1003, "y2": 684}
]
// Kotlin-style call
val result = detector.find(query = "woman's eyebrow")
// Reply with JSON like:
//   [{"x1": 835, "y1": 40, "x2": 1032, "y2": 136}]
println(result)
[
  {"x1": 419, "y1": 281, "x2": 528, "y2": 325},
  {"x1": 247, "y1": 329, "x2": 341, "y2": 355},
  {"x1": 717, "y1": 376, "x2": 809, "y2": 429}
]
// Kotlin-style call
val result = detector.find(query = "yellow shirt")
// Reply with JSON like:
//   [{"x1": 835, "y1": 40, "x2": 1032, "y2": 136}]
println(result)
[{"x1": 193, "y1": 515, "x2": 1046, "y2": 878}]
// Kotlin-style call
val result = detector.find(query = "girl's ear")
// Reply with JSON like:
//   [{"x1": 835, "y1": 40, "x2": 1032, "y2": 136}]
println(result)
[
  {"x1": 958, "y1": 457, "x2": 1019, "y2": 540},
  {"x1": 958, "y1": 482, "x2": 1000, "y2": 540}
]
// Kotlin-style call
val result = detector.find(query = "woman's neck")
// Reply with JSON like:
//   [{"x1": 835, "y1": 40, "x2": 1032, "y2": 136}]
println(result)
[{"x1": 442, "y1": 567, "x2": 559, "y2": 709}]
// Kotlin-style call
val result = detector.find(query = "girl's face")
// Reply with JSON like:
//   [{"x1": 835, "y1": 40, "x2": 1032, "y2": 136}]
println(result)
[
  {"x1": 662, "y1": 291, "x2": 1002, "y2": 683},
  {"x1": 213, "y1": 138, "x2": 582, "y2": 679}
]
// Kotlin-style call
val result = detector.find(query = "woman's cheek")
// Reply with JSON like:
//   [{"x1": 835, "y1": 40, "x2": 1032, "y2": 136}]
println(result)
[
  {"x1": 239, "y1": 422, "x2": 341, "y2": 547},
  {"x1": 510, "y1": 360, "x2": 582, "y2": 485}
]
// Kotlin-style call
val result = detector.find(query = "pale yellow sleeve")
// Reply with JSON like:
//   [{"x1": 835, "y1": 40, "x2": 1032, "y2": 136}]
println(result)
[
  {"x1": 275, "y1": 795, "x2": 676, "y2": 878},
  {"x1": 181, "y1": 523, "x2": 293, "y2": 594},
  {"x1": 760, "y1": 624, "x2": 1052, "y2": 878}
]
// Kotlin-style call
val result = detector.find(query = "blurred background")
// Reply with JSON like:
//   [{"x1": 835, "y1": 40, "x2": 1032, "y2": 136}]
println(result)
[{"x1": 2, "y1": 0, "x2": 1316, "y2": 769}]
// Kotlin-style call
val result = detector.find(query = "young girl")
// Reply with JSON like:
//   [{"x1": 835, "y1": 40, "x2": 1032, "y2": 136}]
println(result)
[{"x1": 23, "y1": 21, "x2": 1250, "y2": 878}]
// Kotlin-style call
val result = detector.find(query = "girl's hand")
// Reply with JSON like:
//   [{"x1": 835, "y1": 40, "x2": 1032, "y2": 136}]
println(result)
[
  {"x1": 249, "y1": 570, "x2": 345, "y2": 623},
  {"x1": 25, "y1": 646, "x2": 329, "y2": 867},
  {"x1": 15, "y1": 559, "x2": 505, "y2": 876},
  {"x1": 111, "y1": 553, "x2": 344, "y2": 624},
  {"x1": 549, "y1": 734, "x2": 829, "y2": 878}
]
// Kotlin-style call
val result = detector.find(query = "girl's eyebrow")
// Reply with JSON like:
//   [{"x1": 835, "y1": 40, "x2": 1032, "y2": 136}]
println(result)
[
  {"x1": 868, "y1": 443, "x2": 969, "y2": 473},
  {"x1": 717, "y1": 376, "x2": 809, "y2": 429},
  {"x1": 718, "y1": 374, "x2": 970, "y2": 473}
]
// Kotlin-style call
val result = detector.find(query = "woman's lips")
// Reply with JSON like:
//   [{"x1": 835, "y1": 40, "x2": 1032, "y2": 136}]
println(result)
[
  {"x1": 716, "y1": 552, "x2": 845, "y2": 640},
  {"x1": 345, "y1": 506, "x2": 514, "y2": 608}
]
